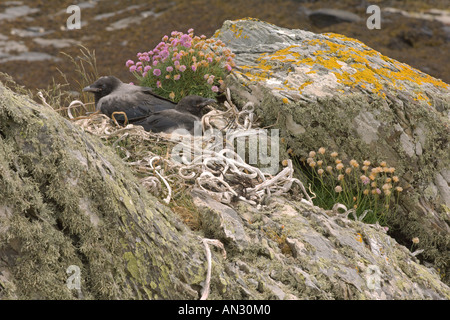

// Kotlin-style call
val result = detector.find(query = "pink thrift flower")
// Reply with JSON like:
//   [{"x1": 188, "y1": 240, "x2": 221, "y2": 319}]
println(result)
[
  {"x1": 156, "y1": 80, "x2": 162, "y2": 88},
  {"x1": 188, "y1": 28, "x2": 194, "y2": 34},
  {"x1": 126, "y1": 60, "x2": 134, "y2": 67},
  {"x1": 191, "y1": 64, "x2": 197, "y2": 71},
  {"x1": 160, "y1": 49, "x2": 170, "y2": 60},
  {"x1": 152, "y1": 60, "x2": 159, "y2": 66},
  {"x1": 211, "y1": 86, "x2": 219, "y2": 92},
  {"x1": 136, "y1": 61, "x2": 142, "y2": 67},
  {"x1": 162, "y1": 35, "x2": 169, "y2": 41},
  {"x1": 207, "y1": 77, "x2": 214, "y2": 85},
  {"x1": 376, "y1": 188, "x2": 381, "y2": 195},
  {"x1": 166, "y1": 66, "x2": 173, "y2": 72},
  {"x1": 181, "y1": 34, "x2": 191, "y2": 42},
  {"x1": 129, "y1": 82, "x2": 134, "y2": 85},
  {"x1": 207, "y1": 57, "x2": 213, "y2": 63},
  {"x1": 179, "y1": 65, "x2": 186, "y2": 72},
  {"x1": 142, "y1": 72, "x2": 147, "y2": 78},
  {"x1": 153, "y1": 69, "x2": 161, "y2": 76},
  {"x1": 174, "y1": 60, "x2": 180, "y2": 66},
  {"x1": 129, "y1": 65, "x2": 136, "y2": 72},
  {"x1": 174, "y1": 74, "x2": 181, "y2": 80},
  {"x1": 144, "y1": 65, "x2": 152, "y2": 72},
  {"x1": 225, "y1": 64, "x2": 232, "y2": 72},
  {"x1": 204, "y1": 74, "x2": 209, "y2": 80}
]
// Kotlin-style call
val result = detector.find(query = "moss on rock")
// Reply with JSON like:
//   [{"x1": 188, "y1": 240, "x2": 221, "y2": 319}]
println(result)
[{"x1": 0, "y1": 81, "x2": 211, "y2": 299}]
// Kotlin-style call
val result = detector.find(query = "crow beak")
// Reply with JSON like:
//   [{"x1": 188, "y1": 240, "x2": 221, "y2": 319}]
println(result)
[
  {"x1": 199, "y1": 99, "x2": 216, "y2": 108},
  {"x1": 83, "y1": 85, "x2": 101, "y2": 92}
]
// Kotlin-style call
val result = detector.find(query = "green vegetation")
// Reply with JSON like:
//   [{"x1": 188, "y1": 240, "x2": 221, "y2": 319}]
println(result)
[{"x1": 294, "y1": 147, "x2": 403, "y2": 225}]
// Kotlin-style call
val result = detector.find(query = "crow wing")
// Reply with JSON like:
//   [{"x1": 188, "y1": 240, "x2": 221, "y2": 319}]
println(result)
[
  {"x1": 98, "y1": 84, "x2": 176, "y2": 120},
  {"x1": 133, "y1": 110, "x2": 200, "y2": 133}
]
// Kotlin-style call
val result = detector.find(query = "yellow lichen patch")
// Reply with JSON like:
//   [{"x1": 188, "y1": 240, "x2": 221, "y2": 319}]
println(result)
[
  {"x1": 229, "y1": 23, "x2": 244, "y2": 39},
  {"x1": 323, "y1": 33, "x2": 374, "y2": 51},
  {"x1": 313, "y1": 56, "x2": 343, "y2": 70},
  {"x1": 335, "y1": 63, "x2": 384, "y2": 95},
  {"x1": 213, "y1": 29, "x2": 221, "y2": 38},
  {"x1": 234, "y1": 69, "x2": 270, "y2": 82},
  {"x1": 258, "y1": 45, "x2": 303, "y2": 63},
  {"x1": 414, "y1": 92, "x2": 431, "y2": 104},
  {"x1": 255, "y1": 58, "x2": 273, "y2": 71},
  {"x1": 298, "y1": 80, "x2": 313, "y2": 92},
  {"x1": 389, "y1": 61, "x2": 448, "y2": 90},
  {"x1": 282, "y1": 97, "x2": 289, "y2": 104},
  {"x1": 236, "y1": 51, "x2": 278, "y2": 82}
]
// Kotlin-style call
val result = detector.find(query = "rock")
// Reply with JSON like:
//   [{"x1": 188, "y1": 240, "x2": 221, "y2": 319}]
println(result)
[
  {"x1": 307, "y1": 8, "x2": 361, "y2": 28},
  {"x1": 0, "y1": 81, "x2": 211, "y2": 299},
  {"x1": 218, "y1": 197, "x2": 450, "y2": 299},
  {"x1": 191, "y1": 189, "x2": 251, "y2": 251},
  {"x1": 215, "y1": 18, "x2": 449, "y2": 283}
]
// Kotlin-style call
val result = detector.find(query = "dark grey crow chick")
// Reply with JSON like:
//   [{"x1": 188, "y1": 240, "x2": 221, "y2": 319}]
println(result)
[
  {"x1": 132, "y1": 96, "x2": 215, "y2": 134},
  {"x1": 83, "y1": 76, "x2": 176, "y2": 121}
]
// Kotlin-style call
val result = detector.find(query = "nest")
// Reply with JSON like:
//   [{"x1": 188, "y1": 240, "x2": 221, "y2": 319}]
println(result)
[{"x1": 39, "y1": 89, "x2": 312, "y2": 208}]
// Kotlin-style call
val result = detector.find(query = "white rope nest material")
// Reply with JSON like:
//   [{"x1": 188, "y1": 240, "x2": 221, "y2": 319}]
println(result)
[
  {"x1": 185, "y1": 149, "x2": 308, "y2": 206},
  {"x1": 64, "y1": 88, "x2": 312, "y2": 206},
  {"x1": 200, "y1": 238, "x2": 226, "y2": 300}
]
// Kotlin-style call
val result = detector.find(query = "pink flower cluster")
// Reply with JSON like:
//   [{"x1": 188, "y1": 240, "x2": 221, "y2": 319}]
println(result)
[{"x1": 125, "y1": 28, "x2": 235, "y2": 96}]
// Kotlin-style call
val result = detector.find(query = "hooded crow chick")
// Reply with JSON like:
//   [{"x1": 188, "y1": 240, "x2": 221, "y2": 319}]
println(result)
[
  {"x1": 132, "y1": 95, "x2": 215, "y2": 134},
  {"x1": 83, "y1": 76, "x2": 176, "y2": 121}
]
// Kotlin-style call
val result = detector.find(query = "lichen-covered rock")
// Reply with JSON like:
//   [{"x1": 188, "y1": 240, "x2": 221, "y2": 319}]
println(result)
[
  {"x1": 191, "y1": 189, "x2": 251, "y2": 251},
  {"x1": 215, "y1": 18, "x2": 450, "y2": 281},
  {"x1": 0, "y1": 81, "x2": 211, "y2": 299},
  {"x1": 192, "y1": 193, "x2": 450, "y2": 299}
]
